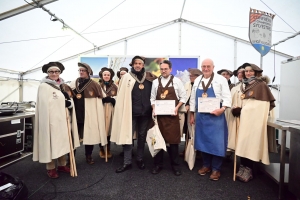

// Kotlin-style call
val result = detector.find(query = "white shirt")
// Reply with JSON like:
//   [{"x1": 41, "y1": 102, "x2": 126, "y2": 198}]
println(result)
[
  {"x1": 150, "y1": 75, "x2": 187, "y2": 105},
  {"x1": 190, "y1": 73, "x2": 232, "y2": 112}
]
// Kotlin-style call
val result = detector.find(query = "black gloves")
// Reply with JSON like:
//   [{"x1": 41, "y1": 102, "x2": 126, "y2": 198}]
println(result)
[
  {"x1": 231, "y1": 107, "x2": 242, "y2": 117},
  {"x1": 62, "y1": 91, "x2": 70, "y2": 100},
  {"x1": 102, "y1": 97, "x2": 116, "y2": 107},
  {"x1": 62, "y1": 91, "x2": 72, "y2": 108},
  {"x1": 65, "y1": 100, "x2": 72, "y2": 108}
]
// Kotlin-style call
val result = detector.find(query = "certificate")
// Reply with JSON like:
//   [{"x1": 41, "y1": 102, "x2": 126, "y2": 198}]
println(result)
[
  {"x1": 155, "y1": 100, "x2": 175, "y2": 115},
  {"x1": 198, "y1": 97, "x2": 220, "y2": 113}
]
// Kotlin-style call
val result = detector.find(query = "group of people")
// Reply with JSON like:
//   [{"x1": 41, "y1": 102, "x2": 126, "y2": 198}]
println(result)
[{"x1": 33, "y1": 56, "x2": 275, "y2": 182}]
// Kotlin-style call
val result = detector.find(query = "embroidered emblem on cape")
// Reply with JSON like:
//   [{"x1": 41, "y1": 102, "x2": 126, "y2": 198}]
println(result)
[
  {"x1": 89, "y1": 91, "x2": 94, "y2": 96},
  {"x1": 53, "y1": 92, "x2": 58, "y2": 99}
]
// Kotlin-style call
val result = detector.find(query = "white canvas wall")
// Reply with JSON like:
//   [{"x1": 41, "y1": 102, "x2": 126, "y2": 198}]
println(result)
[
  {"x1": 0, "y1": 80, "x2": 19, "y2": 102},
  {"x1": 3, "y1": 20, "x2": 290, "y2": 103}
]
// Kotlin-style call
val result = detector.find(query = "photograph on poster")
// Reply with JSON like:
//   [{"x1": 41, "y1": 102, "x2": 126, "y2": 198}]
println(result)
[
  {"x1": 79, "y1": 56, "x2": 109, "y2": 78},
  {"x1": 170, "y1": 57, "x2": 199, "y2": 84},
  {"x1": 78, "y1": 56, "x2": 199, "y2": 84},
  {"x1": 109, "y1": 56, "x2": 166, "y2": 80}
]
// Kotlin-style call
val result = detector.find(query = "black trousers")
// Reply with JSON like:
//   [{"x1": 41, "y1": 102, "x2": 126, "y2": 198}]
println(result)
[
  {"x1": 77, "y1": 123, "x2": 94, "y2": 156},
  {"x1": 154, "y1": 144, "x2": 180, "y2": 169},
  {"x1": 240, "y1": 157, "x2": 255, "y2": 169}
]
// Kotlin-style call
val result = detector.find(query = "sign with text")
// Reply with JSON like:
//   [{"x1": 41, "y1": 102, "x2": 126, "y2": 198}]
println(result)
[{"x1": 249, "y1": 8, "x2": 275, "y2": 57}]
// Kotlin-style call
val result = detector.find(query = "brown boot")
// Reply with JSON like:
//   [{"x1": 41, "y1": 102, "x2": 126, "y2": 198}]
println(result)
[
  {"x1": 99, "y1": 148, "x2": 105, "y2": 158},
  {"x1": 86, "y1": 155, "x2": 95, "y2": 164}
]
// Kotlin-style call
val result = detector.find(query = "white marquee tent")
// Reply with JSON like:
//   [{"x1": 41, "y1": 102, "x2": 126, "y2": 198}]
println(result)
[{"x1": 0, "y1": 0, "x2": 299, "y2": 104}]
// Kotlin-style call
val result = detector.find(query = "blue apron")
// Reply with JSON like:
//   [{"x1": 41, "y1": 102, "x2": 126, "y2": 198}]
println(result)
[{"x1": 194, "y1": 85, "x2": 228, "y2": 157}]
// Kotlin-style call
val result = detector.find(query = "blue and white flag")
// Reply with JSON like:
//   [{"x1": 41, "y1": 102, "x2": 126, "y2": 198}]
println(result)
[{"x1": 249, "y1": 8, "x2": 275, "y2": 57}]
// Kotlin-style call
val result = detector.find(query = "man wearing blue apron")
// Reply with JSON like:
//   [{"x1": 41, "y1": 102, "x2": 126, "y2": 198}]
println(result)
[{"x1": 190, "y1": 58, "x2": 231, "y2": 181}]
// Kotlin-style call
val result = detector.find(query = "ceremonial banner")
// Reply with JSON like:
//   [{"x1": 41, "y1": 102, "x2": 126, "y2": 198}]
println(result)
[{"x1": 249, "y1": 8, "x2": 275, "y2": 56}]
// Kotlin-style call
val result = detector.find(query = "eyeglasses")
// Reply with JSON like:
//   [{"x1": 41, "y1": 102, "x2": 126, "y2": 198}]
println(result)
[
  {"x1": 78, "y1": 69, "x2": 87, "y2": 72},
  {"x1": 48, "y1": 70, "x2": 61, "y2": 74}
]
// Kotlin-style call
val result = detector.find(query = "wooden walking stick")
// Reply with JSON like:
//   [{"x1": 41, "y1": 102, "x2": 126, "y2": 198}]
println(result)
[
  {"x1": 104, "y1": 103, "x2": 110, "y2": 163},
  {"x1": 233, "y1": 117, "x2": 240, "y2": 181},
  {"x1": 65, "y1": 108, "x2": 77, "y2": 177},
  {"x1": 233, "y1": 89, "x2": 242, "y2": 181}
]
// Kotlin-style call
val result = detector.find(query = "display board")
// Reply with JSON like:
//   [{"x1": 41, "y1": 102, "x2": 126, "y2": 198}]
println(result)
[
  {"x1": 278, "y1": 56, "x2": 300, "y2": 148},
  {"x1": 280, "y1": 57, "x2": 300, "y2": 120},
  {"x1": 79, "y1": 56, "x2": 200, "y2": 84}
]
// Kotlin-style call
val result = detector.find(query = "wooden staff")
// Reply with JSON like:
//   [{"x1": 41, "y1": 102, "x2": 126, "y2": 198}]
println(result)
[
  {"x1": 104, "y1": 103, "x2": 110, "y2": 163},
  {"x1": 233, "y1": 117, "x2": 240, "y2": 181},
  {"x1": 65, "y1": 108, "x2": 77, "y2": 177},
  {"x1": 233, "y1": 89, "x2": 242, "y2": 181}
]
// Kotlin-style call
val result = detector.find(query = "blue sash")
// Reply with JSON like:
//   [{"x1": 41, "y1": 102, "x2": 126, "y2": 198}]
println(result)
[{"x1": 194, "y1": 86, "x2": 228, "y2": 157}]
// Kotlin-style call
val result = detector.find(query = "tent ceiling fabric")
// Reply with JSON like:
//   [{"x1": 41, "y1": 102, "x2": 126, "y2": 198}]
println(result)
[{"x1": 0, "y1": 0, "x2": 299, "y2": 73}]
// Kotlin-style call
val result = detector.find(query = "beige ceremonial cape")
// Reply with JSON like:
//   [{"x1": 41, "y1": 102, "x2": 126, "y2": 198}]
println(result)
[
  {"x1": 236, "y1": 80, "x2": 275, "y2": 165},
  {"x1": 236, "y1": 99, "x2": 270, "y2": 164},
  {"x1": 110, "y1": 72, "x2": 156, "y2": 145},
  {"x1": 70, "y1": 80, "x2": 107, "y2": 146},
  {"x1": 33, "y1": 82, "x2": 80, "y2": 163},
  {"x1": 110, "y1": 73, "x2": 136, "y2": 145},
  {"x1": 100, "y1": 83, "x2": 118, "y2": 136},
  {"x1": 227, "y1": 82, "x2": 242, "y2": 150}
]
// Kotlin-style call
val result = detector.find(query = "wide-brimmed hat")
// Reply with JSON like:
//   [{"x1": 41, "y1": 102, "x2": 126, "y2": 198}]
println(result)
[
  {"x1": 188, "y1": 68, "x2": 202, "y2": 76},
  {"x1": 129, "y1": 56, "x2": 145, "y2": 66},
  {"x1": 217, "y1": 69, "x2": 233, "y2": 77},
  {"x1": 42, "y1": 62, "x2": 65, "y2": 73},
  {"x1": 247, "y1": 63, "x2": 263, "y2": 73},
  {"x1": 78, "y1": 62, "x2": 93, "y2": 75},
  {"x1": 117, "y1": 67, "x2": 129, "y2": 78},
  {"x1": 99, "y1": 67, "x2": 115, "y2": 80},
  {"x1": 233, "y1": 63, "x2": 251, "y2": 76}
]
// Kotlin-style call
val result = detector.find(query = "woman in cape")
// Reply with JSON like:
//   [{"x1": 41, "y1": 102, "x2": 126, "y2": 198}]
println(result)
[
  {"x1": 33, "y1": 62, "x2": 80, "y2": 178},
  {"x1": 98, "y1": 67, "x2": 118, "y2": 158},
  {"x1": 233, "y1": 63, "x2": 275, "y2": 182}
]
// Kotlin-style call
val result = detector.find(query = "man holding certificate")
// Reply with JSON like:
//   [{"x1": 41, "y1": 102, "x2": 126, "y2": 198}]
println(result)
[
  {"x1": 190, "y1": 58, "x2": 231, "y2": 181},
  {"x1": 150, "y1": 60, "x2": 187, "y2": 176}
]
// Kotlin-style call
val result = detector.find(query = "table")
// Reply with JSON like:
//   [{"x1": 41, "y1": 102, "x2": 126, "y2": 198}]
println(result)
[
  {"x1": 0, "y1": 112, "x2": 35, "y2": 123},
  {"x1": 288, "y1": 126, "x2": 300, "y2": 199},
  {"x1": 266, "y1": 117, "x2": 300, "y2": 199}
]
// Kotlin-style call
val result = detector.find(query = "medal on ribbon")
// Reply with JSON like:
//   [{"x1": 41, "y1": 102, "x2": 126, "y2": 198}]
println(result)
[
  {"x1": 76, "y1": 94, "x2": 82, "y2": 99},
  {"x1": 200, "y1": 73, "x2": 214, "y2": 98},
  {"x1": 240, "y1": 93, "x2": 245, "y2": 100},
  {"x1": 139, "y1": 84, "x2": 144, "y2": 90}
]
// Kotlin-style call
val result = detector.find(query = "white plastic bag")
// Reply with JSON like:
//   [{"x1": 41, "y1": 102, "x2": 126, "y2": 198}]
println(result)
[
  {"x1": 185, "y1": 124, "x2": 196, "y2": 170},
  {"x1": 146, "y1": 117, "x2": 167, "y2": 157}
]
